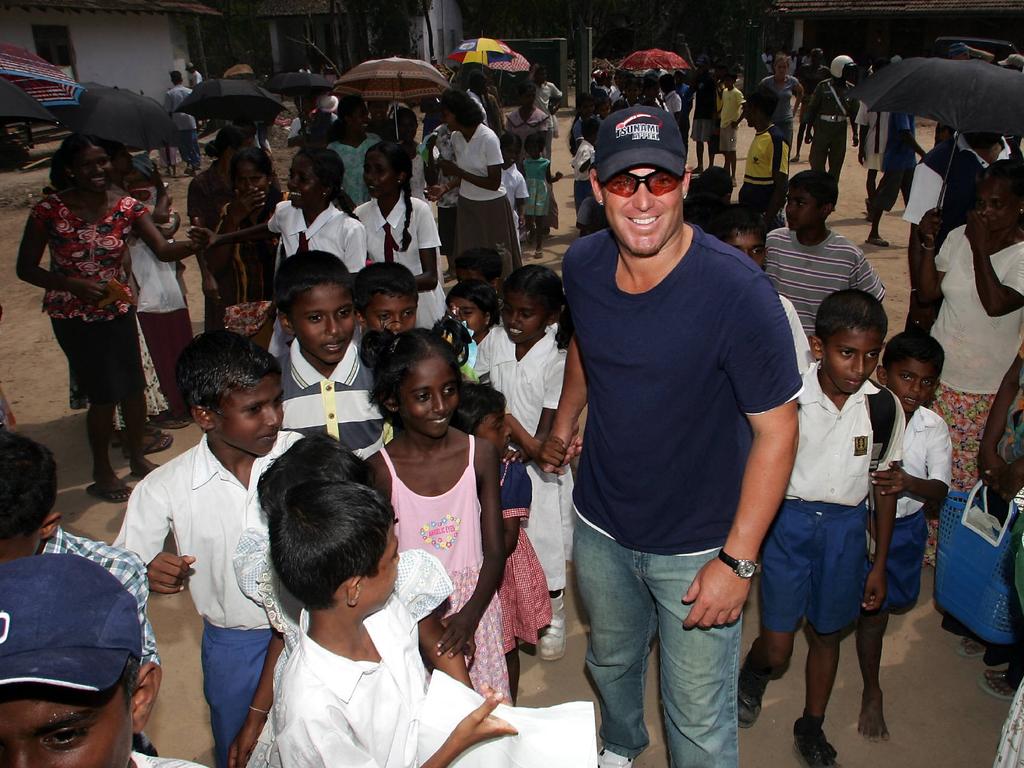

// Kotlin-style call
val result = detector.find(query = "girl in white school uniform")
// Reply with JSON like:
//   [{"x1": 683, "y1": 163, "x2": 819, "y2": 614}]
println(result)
[
  {"x1": 189, "y1": 149, "x2": 366, "y2": 354},
  {"x1": 189, "y1": 149, "x2": 366, "y2": 273},
  {"x1": 473, "y1": 265, "x2": 575, "y2": 661},
  {"x1": 357, "y1": 141, "x2": 446, "y2": 328}
]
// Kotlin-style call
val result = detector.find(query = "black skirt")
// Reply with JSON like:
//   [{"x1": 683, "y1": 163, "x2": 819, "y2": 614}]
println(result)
[{"x1": 51, "y1": 310, "x2": 145, "y2": 405}]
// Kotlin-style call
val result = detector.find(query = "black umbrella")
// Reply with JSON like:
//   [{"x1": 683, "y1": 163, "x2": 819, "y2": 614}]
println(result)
[
  {"x1": 266, "y1": 71, "x2": 331, "y2": 96},
  {"x1": 0, "y1": 77, "x2": 56, "y2": 122},
  {"x1": 176, "y1": 78, "x2": 284, "y2": 123},
  {"x1": 47, "y1": 83, "x2": 175, "y2": 149},
  {"x1": 848, "y1": 57, "x2": 1024, "y2": 134}
]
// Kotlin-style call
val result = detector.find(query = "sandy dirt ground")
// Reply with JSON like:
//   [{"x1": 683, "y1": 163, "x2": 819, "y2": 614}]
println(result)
[{"x1": 0, "y1": 113, "x2": 1008, "y2": 767}]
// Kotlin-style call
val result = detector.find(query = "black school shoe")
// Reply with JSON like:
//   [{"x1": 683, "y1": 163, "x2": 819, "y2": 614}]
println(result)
[
  {"x1": 793, "y1": 716, "x2": 838, "y2": 767},
  {"x1": 737, "y1": 661, "x2": 770, "y2": 728}
]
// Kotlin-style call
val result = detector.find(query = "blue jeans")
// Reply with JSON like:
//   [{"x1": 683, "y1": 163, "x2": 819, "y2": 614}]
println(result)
[
  {"x1": 574, "y1": 519, "x2": 740, "y2": 767},
  {"x1": 177, "y1": 128, "x2": 201, "y2": 169}
]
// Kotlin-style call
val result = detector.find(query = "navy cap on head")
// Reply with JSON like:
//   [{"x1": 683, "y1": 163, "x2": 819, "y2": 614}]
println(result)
[
  {"x1": 594, "y1": 106, "x2": 685, "y2": 183},
  {"x1": 0, "y1": 554, "x2": 140, "y2": 692}
]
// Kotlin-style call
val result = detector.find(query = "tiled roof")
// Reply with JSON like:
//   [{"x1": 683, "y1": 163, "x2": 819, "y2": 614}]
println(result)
[
  {"x1": 0, "y1": 0, "x2": 219, "y2": 14},
  {"x1": 257, "y1": 0, "x2": 330, "y2": 17},
  {"x1": 772, "y1": 0, "x2": 1024, "y2": 16}
]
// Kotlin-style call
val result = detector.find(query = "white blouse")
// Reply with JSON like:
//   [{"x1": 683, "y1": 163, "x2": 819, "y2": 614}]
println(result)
[{"x1": 268, "y1": 200, "x2": 367, "y2": 274}]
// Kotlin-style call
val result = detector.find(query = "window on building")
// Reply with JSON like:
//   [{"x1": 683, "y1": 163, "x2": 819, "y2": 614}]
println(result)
[{"x1": 32, "y1": 26, "x2": 76, "y2": 79}]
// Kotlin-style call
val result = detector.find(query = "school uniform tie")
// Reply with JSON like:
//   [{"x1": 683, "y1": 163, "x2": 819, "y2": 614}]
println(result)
[
  {"x1": 382, "y1": 222, "x2": 398, "y2": 263},
  {"x1": 297, "y1": 231, "x2": 309, "y2": 253}
]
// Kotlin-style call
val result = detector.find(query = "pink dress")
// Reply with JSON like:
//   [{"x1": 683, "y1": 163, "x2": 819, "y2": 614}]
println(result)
[
  {"x1": 380, "y1": 436, "x2": 510, "y2": 699},
  {"x1": 499, "y1": 460, "x2": 552, "y2": 652}
]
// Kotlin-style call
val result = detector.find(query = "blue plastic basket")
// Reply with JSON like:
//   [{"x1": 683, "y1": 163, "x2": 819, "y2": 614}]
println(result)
[{"x1": 935, "y1": 489, "x2": 1024, "y2": 645}]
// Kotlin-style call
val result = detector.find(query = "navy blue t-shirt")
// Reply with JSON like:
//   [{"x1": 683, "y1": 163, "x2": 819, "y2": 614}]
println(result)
[{"x1": 564, "y1": 226, "x2": 802, "y2": 554}]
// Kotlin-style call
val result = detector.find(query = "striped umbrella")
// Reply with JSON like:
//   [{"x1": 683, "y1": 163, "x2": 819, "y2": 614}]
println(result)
[
  {"x1": 334, "y1": 57, "x2": 450, "y2": 101},
  {"x1": 447, "y1": 38, "x2": 514, "y2": 66},
  {"x1": 0, "y1": 43, "x2": 83, "y2": 106},
  {"x1": 489, "y1": 51, "x2": 530, "y2": 73}
]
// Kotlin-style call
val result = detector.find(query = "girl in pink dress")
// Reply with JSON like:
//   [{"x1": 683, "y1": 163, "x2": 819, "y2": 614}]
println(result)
[
  {"x1": 365, "y1": 328, "x2": 510, "y2": 699},
  {"x1": 454, "y1": 382, "x2": 551, "y2": 703}
]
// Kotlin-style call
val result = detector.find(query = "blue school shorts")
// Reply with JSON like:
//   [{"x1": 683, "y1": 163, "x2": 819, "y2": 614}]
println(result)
[
  {"x1": 865, "y1": 510, "x2": 927, "y2": 612},
  {"x1": 761, "y1": 498, "x2": 869, "y2": 634}
]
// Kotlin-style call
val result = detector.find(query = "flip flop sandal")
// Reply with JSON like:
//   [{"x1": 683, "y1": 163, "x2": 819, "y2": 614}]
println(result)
[
  {"x1": 121, "y1": 430, "x2": 173, "y2": 459},
  {"x1": 956, "y1": 637, "x2": 987, "y2": 658},
  {"x1": 85, "y1": 483, "x2": 134, "y2": 504},
  {"x1": 149, "y1": 416, "x2": 192, "y2": 430},
  {"x1": 978, "y1": 670, "x2": 1017, "y2": 701},
  {"x1": 865, "y1": 236, "x2": 890, "y2": 247}
]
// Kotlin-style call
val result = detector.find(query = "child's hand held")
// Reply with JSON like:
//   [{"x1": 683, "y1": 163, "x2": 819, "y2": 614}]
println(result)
[
  {"x1": 147, "y1": 552, "x2": 196, "y2": 593},
  {"x1": 451, "y1": 691, "x2": 518, "y2": 750}
]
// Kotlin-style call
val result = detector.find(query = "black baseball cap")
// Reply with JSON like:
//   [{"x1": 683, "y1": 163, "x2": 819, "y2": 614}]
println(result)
[
  {"x1": 0, "y1": 554, "x2": 141, "y2": 692},
  {"x1": 594, "y1": 106, "x2": 686, "y2": 183}
]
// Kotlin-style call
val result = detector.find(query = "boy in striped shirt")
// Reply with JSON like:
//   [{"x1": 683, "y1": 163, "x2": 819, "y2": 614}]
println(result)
[{"x1": 764, "y1": 170, "x2": 885, "y2": 336}]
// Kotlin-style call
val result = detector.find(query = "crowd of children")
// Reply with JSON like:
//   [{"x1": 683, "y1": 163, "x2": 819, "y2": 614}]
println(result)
[{"x1": 7, "y1": 49, "x2": 1024, "y2": 768}]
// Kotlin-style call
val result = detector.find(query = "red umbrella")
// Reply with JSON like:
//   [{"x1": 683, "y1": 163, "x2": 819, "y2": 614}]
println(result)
[
  {"x1": 489, "y1": 51, "x2": 530, "y2": 73},
  {"x1": 619, "y1": 49, "x2": 690, "y2": 72},
  {"x1": 0, "y1": 42, "x2": 83, "y2": 106}
]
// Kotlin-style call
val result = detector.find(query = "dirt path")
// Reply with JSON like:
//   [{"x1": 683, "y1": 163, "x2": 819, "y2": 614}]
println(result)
[{"x1": 0, "y1": 117, "x2": 1005, "y2": 767}]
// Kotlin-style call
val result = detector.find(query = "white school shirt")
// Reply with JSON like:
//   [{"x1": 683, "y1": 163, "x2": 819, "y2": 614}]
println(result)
[
  {"x1": 903, "y1": 135, "x2": 1010, "y2": 225},
  {"x1": 115, "y1": 431, "x2": 303, "y2": 629},
  {"x1": 663, "y1": 89, "x2": 682, "y2": 116},
  {"x1": 355, "y1": 196, "x2": 445, "y2": 328},
  {"x1": 854, "y1": 102, "x2": 888, "y2": 172},
  {"x1": 786, "y1": 364, "x2": 905, "y2": 506},
  {"x1": 780, "y1": 294, "x2": 814, "y2": 374},
  {"x1": 451, "y1": 124, "x2": 506, "y2": 201},
  {"x1": 898, "y1": 406, "x2": 952, "y2": 519},
  {"x1": 932, "y1": 226, "x2": 1024, "y2": 394},
  {"x1": 474, "y1": 325, "x2": 565, "y2": 434},
  {"x1": 501, "y1": 164, "x2": 529, "y2": 233},
  {"x1": 273, "y1": 598, "x2": 427, "y2": 768},
  {"x1": 267, "y1": 200, "x2": 367, "y2": 273},
  {"x1": 132, "y1": 754, "x2": 208, "y2": 768},
  {"x1": 571, "y1": 140, "x2": 595, "y2": 181}
]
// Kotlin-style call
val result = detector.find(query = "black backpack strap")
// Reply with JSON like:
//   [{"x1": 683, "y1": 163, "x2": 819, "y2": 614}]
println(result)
[{"x1": 867, "y1": 386, "x2": 899, "y2": 472}]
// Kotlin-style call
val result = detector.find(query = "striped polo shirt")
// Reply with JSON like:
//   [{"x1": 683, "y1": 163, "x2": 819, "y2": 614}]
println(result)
[
  {"x1": 279, "y1": 338, "x2": 384, "y2": 458},
  {"x1": 764, "y1": 228, "x2": 885, "y2": 335}
]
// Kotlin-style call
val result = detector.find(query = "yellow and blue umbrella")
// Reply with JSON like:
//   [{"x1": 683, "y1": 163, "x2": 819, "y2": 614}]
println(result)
[{"x1": 447, "y1": 38, "x2": 514, "y2": 66}]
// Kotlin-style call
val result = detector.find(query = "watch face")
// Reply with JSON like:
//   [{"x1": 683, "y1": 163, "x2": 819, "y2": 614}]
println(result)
[{"x1": 736, "y1": 560, "x2": 757, "y2": 579}]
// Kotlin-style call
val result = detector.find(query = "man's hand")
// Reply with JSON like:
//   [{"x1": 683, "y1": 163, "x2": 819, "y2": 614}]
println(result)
[
  {"x1": 681, "y1": 556, "x2": 750, "y2": 629},
  {"x1": 147, "y1": 553, "x2": 196, "y2": 593}
]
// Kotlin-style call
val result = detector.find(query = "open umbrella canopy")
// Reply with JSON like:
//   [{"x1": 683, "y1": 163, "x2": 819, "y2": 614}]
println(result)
[
  {"x1": 334, "y1": 57, "x2": 449, "y2": 101},
  {"x1": 0, "y1": 77, "x2": 56, "y2": 122},
  {"x1": 266, "y1": 71, "x2": 332, "y2": 96},
  {"x1": 448, "y1": 38, "x2": 514, "y2": 66},
  {"x1": 0, "y1": 42, "x2": 83, "y2": 106},
  {"x1": 490, "y1": 51, "x2": 530, "y2": 73},
  {"x1": 848, "y1": 57, "x2": 1024, "y2": 135},
  {"x1": 47, "y1": 83, "x2": 175, "y2": 149},
  {"x1": 176, "y1": 78, "x2": 283, "y2": 123},
  {"x1": 619, "y1": 49, "x2": 689, "y2": 72}
]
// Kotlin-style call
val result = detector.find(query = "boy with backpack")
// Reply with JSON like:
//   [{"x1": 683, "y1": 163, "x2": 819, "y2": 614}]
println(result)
[{"x1": 738, "y1": 290, "x2": 905, "y2": 768}]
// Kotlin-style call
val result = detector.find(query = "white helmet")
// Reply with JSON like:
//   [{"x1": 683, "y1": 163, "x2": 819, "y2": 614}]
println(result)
[{"x1": 830, "y1": 54, "x2": 854, "y2": 78}]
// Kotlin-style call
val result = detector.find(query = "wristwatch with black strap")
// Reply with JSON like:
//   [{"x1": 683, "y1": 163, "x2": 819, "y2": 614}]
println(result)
[{"x1": 718, "y1": 549, "x2": 758, "y2": 579}]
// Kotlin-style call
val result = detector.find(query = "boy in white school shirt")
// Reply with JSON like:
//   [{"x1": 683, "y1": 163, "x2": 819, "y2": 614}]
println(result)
[
  {"x1": 738, "y1": 290, "x2": 905, "y2": 768},
  {"x1": 270, "y1": 480, "x2": 516, "y2": 767},
  {"x1": 499, "y1": 132, "x2": 529, "y2": 242},
  {"x1": 117, "y1": 331, "x2": 302, "y2": 768}
]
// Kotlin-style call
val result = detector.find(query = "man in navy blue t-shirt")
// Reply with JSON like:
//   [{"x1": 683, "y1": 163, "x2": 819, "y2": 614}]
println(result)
[{"x1": 540, "y1": 107, "x2": 801, "y2": 768}]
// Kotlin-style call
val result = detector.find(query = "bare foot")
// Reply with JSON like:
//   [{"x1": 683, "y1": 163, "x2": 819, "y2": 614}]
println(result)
[
  {"x1": 858, "y1": 690, "x2": 889, "y2": 741},
  {"x1": 130, "y1": 457, "x2": 159, "y2": 479}
]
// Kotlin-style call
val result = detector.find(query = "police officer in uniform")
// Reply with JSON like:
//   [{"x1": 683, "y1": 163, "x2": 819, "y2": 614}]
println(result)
[{"x1": 805, "y1": 55, "x2": 859, "y2": 182}]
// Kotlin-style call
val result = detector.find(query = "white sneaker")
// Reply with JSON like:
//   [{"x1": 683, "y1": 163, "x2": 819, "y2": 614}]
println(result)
[
  {"x1": 597, "y1": 748, "x2": 634, "y2": 767},
  {"x1": 538, "y1": 594, "x2": 566, "y2": 660}
]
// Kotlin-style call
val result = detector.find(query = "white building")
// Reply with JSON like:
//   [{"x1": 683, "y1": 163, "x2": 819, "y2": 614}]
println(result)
[
  {"x1": 0, "y1": 0, "x2": 217, "y2": 100},
  {"x1": 259, "y1": 0, "x2": 461, "y2": 73}
]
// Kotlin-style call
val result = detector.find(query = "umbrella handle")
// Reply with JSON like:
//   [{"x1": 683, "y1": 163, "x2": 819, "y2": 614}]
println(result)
[{"x1": 936, "y1": 129, "x2": 959, "y2": 213}]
